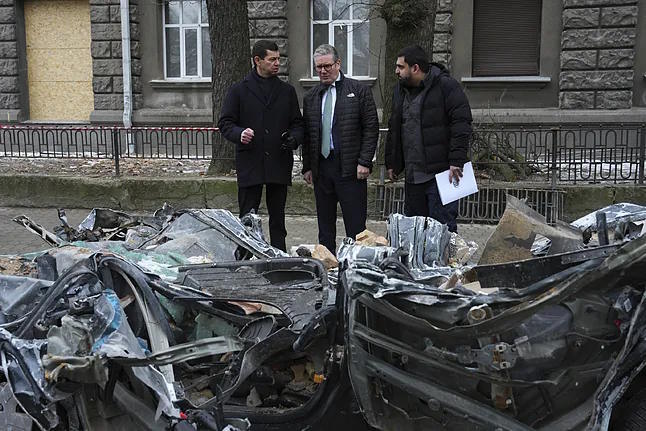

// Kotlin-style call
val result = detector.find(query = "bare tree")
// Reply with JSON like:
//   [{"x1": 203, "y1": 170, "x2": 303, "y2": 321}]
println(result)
[
  {"x1": 205, "y1": 0, "x2": 250, "y2": 175},
  {"x1": 377, "y1": 0, "x2": 436, "y2": 125}
]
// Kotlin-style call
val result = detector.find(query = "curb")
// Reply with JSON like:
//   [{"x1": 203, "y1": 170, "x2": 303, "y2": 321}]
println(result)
[{"x1": 2, "y1": 175, "x2": 646, "y2": 221}]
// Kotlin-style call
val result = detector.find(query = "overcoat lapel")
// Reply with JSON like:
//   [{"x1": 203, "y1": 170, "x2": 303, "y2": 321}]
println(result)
[{"x1": 242, "y1": 70, "x2": 280, "y2": 108}]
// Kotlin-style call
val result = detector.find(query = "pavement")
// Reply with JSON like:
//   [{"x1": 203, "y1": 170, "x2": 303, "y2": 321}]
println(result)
[{"x1": 0, "y1": 206, "x2": 496, "y2": 258}]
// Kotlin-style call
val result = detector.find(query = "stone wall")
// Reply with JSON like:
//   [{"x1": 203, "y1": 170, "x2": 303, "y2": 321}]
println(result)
[
  {"x1": 0, "y1": 0, "x2": 22, "y2": 121},
  {"x1": 432, "y1": 0, "x2": 452, "y2": 69},
  {"x1": 248, "y1": 0, "x2": 288, "y2": 76},
  {"x1": 559, "y1": 0, "x2": 639, "y2": 109},
  {"x1": 90, "y1": 0, "x2": 142, "y2": 112}
]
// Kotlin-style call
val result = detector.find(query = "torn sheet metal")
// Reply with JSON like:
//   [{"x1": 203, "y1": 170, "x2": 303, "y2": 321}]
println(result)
[
  {"x1": 0, "y1": 275, "x2": 52, "y2": 323},
  {"x1": 0, "y1": 382, "x2": 32, "y2": 430},
  {"x1": 388, "y1": 213, "x2": 451, "y2": 269},
  {"x1": 479, "y1": 195, "x2": 584, "y2": 265},
  {"x1": 571, "y1": 202, "x2": 646, "y2": 231},
  {"x1": 183, "y1": 209, "x2": 288, "y2": 259},
  {"x1": 13, "y1": 206, "x2": 289, "y2": 287},
  {"x1": 113, "y1": 336, "x2": 244, "y2": 367},
  {"x1": 0, "y1": 256, "x2": 182, "y2": 429},
  {"x1": 472, "y1": 243, "x2": 620, "y2": 290},
  {"x1": 340, "y1": 215, "x2": 472, "y2": 283},
  {"x1": 12, "y1": 215, "x2": 63, "y2": 248},
  {"x1": 177, "y1": 258, "x2": 330, "y2": 332},
  {"x1": 15, "y1": 206, "x2": 288, "y2": 268},
  {"x1": 7, "y1": 201, "x2": 646, "y2": 431},
  {"x1": 345, "y1": 231, "x2": 646, "y2": 430},
  {"x1": 0, "y1": 328, "x2": 68, "y2": 429},
  {"x1": 0, "y1": 208, "x2": 356, "y2": 430},
  {"x1": 337, "y1": 238, "x2": 402, "y2": 267},
  {"x1": 342, "y1": 262, "x2": 468, "y2": 303}
]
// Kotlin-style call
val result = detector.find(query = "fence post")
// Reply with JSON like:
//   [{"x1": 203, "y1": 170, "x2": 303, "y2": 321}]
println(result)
[
  {"x1": 550, "y1": 127, "x2": 559, "y2": 189},
  {"x1": 639, "y1": 125, "x2": 645, "y2": 185},
  {"x1": 112, "y1": 129, "x2": 120, "y2": 177}
]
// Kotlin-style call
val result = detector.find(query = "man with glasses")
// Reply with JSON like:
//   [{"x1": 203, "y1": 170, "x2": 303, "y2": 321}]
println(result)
[
  {"x1": 219, "y1": 40, "x2": 304, "y2": 252},
  {"x1": 302, "y1": 44, "x2": 379, "y2": 254}
]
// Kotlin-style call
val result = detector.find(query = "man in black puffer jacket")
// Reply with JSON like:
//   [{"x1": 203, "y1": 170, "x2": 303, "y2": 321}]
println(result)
[
  {"x1": 302, "y1": 44, "x2": 379, "y2": 254},
  {"x1": 385, "y1": 45, "x2": 472, "y2": 233}
]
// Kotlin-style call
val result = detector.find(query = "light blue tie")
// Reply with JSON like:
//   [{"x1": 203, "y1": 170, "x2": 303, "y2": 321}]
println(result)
[{"x1": 321, "y1": 86, "x2": 333, "y2": 158}]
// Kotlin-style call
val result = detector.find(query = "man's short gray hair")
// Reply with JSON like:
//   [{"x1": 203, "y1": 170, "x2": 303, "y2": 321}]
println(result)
[{"x1": 313, "y1": 44, "x2": 339, "y2": 62}]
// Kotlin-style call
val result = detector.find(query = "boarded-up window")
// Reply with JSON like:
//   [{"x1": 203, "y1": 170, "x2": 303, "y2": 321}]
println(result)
[{"x1": 472, "y1": 0, "x2": 542, "y2": 76}]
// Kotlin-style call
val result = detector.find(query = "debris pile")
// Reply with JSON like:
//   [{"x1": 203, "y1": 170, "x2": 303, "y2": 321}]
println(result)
[
  {"x1": 1, "y1": 206, "x2": 335, "y2": 430},
  {"x1": 0, "y1": 198, "x2": 645, "y2": 430}
]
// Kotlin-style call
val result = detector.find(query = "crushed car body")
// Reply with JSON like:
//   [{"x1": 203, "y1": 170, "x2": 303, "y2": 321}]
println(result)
[
  {"x1": 0, "y1": 200, "x2": 645, "y2": 430},
  {"x1": 1, "y1": 207, "x2": 359, "y2": 431}
]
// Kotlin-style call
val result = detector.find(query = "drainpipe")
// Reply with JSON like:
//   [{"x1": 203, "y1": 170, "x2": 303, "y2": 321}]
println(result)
[{"x1": 120, "y1": 0, "x2": 134, "y2": 153}]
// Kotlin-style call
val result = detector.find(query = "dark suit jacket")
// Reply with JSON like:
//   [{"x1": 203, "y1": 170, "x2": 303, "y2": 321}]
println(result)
[
  {"x1": 302, "y1": 73, "x2": 379, "y2": 180},
  {"x1": 218, "y1": 69, "x2": 304, "y2": 187}
]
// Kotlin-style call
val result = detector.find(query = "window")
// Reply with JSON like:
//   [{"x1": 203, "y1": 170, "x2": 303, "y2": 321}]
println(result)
[
  {"x1": 472, "y1": 0, "x2": 541, "y2": 76},
  {"x1": 311, "y1": 0, "x2": 370, "y2": 77},
  {"x1": 163, "y1": 0, "x2": 211, "y2": 79}
]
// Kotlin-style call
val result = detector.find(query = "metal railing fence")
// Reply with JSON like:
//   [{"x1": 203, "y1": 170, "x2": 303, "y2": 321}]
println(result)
[
  {"x1": 1, "y1": 123, "x2": 644, "y2": 222},
  {"x1": 2, "y1": 123, "x2": 644, "y2": 184},
  {"x1": 0, "y1": 125, "x2": 228, "y2": 175}
]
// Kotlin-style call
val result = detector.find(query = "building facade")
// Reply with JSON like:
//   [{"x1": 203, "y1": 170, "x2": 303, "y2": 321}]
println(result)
[{"x1": 0, "y1": 0, "x2": 644, "y2": 125}]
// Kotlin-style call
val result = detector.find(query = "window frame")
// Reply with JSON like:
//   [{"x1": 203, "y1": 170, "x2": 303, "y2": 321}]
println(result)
[
  {"x1": 162, "y1": 0, "x2": 211, "y2": 81},
  {"x1": 310, "y1": 0, "x2": 370, "y2": 78},
  {"x1": 470, "y1": 0, "x2": 542, "y2": 77}
]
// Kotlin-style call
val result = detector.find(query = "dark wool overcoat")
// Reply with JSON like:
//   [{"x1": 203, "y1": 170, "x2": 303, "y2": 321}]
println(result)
[{"x1": 218, "y1": 70, "x2": 304, "y2": 187}]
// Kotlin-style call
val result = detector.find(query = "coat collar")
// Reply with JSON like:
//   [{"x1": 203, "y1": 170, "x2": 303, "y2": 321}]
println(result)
[
  {"x1": 243, "y1": 68, "x2": 279, "y2": 107},
  {"x1": 317, "y1": 71, "x2": 345, "y2": 96}
]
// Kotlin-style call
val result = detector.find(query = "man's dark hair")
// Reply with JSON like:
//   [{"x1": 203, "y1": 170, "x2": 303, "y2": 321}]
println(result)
[
  {"x1": 252, "y1": 40, "x2": 279, "y2": 60},
  {"x1": 397, "y1": 45, "x2": 430, "y2": 73}
]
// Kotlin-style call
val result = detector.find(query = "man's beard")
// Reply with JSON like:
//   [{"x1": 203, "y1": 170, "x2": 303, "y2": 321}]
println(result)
[{"x1": 399, "y1": 75, "x2": 414, "y2": 87}]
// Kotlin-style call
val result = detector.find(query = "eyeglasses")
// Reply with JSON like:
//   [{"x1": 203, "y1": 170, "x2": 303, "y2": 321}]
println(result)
[{"x1": 315, "y1": 63, "x2": 337, "y2": 72}]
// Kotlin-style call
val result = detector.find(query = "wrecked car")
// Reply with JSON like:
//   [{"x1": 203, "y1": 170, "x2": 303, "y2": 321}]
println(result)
[
  {"x1": 1, "y1": 199, "x2": 646, "y2": 430},
  {"x1": 2, "y1": 207, "x2": 362, "y2": 430}
]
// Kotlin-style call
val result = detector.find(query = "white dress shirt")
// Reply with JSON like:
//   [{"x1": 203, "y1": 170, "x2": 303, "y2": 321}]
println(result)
[{"x1": 321, "y1": 74, "x2": 341, "y2": 150}]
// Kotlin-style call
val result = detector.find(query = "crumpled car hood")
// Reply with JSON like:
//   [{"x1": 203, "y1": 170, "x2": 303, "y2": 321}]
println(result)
[{"x1": 342, "y1": 200, "x2": 646, "y2": 431}]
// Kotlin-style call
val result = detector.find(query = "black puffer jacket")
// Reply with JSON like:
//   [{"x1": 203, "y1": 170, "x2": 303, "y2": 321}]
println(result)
[
  {"x1": 302, "y1": 74, "x2": 379, "y2": 179},
  {"x1": 385, "y1": 63, "x2": 472, "y2": 177}
]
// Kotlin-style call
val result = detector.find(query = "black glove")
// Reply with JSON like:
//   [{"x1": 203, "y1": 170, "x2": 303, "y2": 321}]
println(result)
[{"x1": 280, "y1": 131, "x2": 298, "y2": 151}]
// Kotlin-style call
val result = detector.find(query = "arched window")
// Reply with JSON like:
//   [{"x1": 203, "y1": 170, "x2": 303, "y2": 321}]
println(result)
[
  {"x1": 311, "y1": 0, "x2": 370, "y2": 77},
  {"x1": 163, "y1": 0, "x2": 212, "y2": 79}
]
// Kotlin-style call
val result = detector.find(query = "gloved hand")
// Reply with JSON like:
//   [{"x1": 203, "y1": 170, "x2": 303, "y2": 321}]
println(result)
[{"x1": 280, "y1": 131, "x2": 298, "y2": 151}]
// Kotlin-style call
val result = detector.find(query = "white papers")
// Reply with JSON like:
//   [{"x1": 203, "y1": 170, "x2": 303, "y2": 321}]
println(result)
[{"x1": 435, "y1": 161, "x2": 478, "y2": 205}]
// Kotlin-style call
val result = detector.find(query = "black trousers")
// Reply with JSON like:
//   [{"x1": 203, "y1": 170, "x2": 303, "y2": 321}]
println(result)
[
  {"x1": 314, "y1": 151, "x2": 367, "y2": 254},
  {"x1": 238, "y1": 183, "x2": 288, "y2": 252},
  {"x1": 404, "y1": 179, "x2": 459, "y2": 233}
]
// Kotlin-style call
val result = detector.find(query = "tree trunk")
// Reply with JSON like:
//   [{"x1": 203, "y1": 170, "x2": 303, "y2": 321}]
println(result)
[
  {"x1": 379, "y1": 0, "x2": 436, "y2": 127},
  {"x1": 206, "y1": 0, "x2": 250, "y2": 176},
  {"x1": 373, "y1": 0, "x2": 436, "y2": 170}
]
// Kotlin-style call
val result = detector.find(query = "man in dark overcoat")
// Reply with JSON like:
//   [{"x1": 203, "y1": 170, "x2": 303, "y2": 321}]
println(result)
[
  {"x1": 219, "y1": 40, "x2": 304, "y2": 252},
  {"x1": 302, "y1": 44, "x2": 379, "y2": 254}
]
